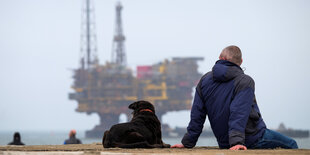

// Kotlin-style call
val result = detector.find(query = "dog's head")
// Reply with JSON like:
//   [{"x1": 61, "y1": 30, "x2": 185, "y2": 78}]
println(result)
[{"x1": 128, "y1": 100, "x2": 155, "y2": 116}]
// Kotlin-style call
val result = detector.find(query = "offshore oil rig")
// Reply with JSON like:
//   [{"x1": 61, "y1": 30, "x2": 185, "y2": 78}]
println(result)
[{"x1": 69, "y1": 0, "x2": 203, "y2": 138}]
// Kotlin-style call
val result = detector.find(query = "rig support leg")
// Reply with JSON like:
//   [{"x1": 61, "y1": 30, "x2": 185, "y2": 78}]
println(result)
[{"x1": 85, "y1": 113, "x2": 120, "y2": 138}]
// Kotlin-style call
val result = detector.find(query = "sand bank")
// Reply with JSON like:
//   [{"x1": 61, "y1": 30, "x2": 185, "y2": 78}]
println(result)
[{"x1": 0, "y1": 143, "x2": 309, "y2": 155}]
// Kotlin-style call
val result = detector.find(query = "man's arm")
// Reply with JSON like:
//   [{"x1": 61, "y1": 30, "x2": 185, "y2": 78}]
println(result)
[
  {"x1": 228, "y1": 76, "x2": 255, "y2": 148},
  {"x1": 181, "y1": 91, "x2": 207, "y2": 148}
]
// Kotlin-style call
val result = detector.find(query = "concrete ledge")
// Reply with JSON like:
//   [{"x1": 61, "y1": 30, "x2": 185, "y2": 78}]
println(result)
[{"x1": 0, "y1": 143, "x2": 309, "y2": 155}]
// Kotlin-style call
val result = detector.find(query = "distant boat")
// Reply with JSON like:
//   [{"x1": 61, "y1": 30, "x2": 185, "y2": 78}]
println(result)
[{"x1": 276, "y1": 123, "x2": 309, "y2": 138}]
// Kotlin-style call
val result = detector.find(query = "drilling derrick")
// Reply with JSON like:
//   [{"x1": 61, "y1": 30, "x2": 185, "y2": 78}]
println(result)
[
  {"x1": 69, "y1": 1, "x2": 204, "y2": 138},
  {"x1": 80, "y1": 0, "x2": 98, "y2": 69},
  {"x1": 72, "y1": 0, "x2": 98, "y2": 96},
  {"x1": 112, "y1": 2, "x2": 126, "y2": 67}
]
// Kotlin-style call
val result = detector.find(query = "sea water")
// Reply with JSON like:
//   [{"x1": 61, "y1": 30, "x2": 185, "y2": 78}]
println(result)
[{"x1": 0, "y1": 131, "x2": 309, "y2": 149}]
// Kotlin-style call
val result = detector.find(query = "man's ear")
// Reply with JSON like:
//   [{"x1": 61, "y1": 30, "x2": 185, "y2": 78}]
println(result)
[
  {"x1": 128, "y1": 101, "x2": 138, "y2": 110},
  {"x1": 219, "y1": 56, "x2": 226, "y2": 60}
]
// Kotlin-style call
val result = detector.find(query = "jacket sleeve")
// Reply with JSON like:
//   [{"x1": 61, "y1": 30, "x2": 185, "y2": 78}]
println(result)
[
  {"x1": 228, "y1": 76, "x2": 255, "y2": 147},
  {"x1": 181, "y1": 90, "x2": 207, "y2": 148}
]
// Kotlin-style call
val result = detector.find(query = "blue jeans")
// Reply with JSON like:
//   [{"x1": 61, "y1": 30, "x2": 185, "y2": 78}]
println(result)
[{"x1": 249, "y1": 129, "x2": 298, "y2": 149}]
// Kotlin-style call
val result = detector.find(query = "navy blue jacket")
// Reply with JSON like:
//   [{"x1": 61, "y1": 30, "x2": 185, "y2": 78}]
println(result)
[{"x1": 182, "y1": 60, "x2": 266, "y2": 149}]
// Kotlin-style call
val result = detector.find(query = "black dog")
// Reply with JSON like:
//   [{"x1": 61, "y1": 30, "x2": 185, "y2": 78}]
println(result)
[{"x1": 102, "y1": 100, "x2": 170, "y2": 148}]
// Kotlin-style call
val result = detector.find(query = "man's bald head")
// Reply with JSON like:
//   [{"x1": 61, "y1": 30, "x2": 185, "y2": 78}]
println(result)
[
  {"x1": 219, "y1": 45, "x2": 243, "y2": 66},
  {"x1": 69, "y1": 129, "x2": 76, "y2": 137}
]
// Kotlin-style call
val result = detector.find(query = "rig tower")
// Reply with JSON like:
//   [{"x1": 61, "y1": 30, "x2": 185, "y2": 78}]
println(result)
[
  {"x1": 112, "y1": 2, "x2": 126, "y2": 67},
  {"x1": 80, "y1": 0, "x2": 98, "y2": 69}
]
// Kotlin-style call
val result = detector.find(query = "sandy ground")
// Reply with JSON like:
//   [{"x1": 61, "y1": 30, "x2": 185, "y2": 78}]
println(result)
[{"x1": 0, "y1": 143, "x2": 310, "y2": 155}]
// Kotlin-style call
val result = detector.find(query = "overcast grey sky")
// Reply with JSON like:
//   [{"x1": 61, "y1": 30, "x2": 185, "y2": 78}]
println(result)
[{"x1": 0, "y1": 0, "x2": 309, "y2": 132}]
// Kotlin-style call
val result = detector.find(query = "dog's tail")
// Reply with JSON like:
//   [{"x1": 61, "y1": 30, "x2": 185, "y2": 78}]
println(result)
[
  {"x1": 102, "y1": 130, "x2": 111, "y2": 148},
  {"x1": 113, "y1": 141, "x2": 165, "y2": 148},
  {"x1": 114, "y1": 141, "x2": 150, "y2": 148}
]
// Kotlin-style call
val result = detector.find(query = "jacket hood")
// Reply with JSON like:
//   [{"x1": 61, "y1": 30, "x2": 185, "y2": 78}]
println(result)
[{"x1": 212, "y1": 60, "x2": 244, "y2": 82}]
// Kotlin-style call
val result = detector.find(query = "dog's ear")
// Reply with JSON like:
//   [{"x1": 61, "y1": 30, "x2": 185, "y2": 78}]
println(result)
[{"x1": 128, "y1": 101, "x2": 139, "y2": 110}]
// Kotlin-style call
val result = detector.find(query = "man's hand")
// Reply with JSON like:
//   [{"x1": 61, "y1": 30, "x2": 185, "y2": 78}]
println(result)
[
  {"x1": 171, "y1": 144, "x2": 185, "y2": 148},
  {"x1": 229, "y1": 145, "x2": 247, "y2": 150}
]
